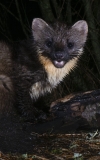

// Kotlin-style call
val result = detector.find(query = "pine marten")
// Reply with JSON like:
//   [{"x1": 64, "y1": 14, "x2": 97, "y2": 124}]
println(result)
[{"x1": 0, "y1": 18, "x2": 88, "y2": 120}]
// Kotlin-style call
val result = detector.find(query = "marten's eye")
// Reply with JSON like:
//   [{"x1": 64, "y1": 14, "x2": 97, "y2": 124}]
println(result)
[
  {"x1": 67, "y1": 41, "x2": 74, "y2": 49},
  {"x1": 45, "y1": 39, "x2": 53, "y2": 48}
]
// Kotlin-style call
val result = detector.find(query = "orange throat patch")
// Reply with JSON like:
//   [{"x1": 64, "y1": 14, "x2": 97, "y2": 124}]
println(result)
[{"x1": 39, "y1": 54, "x2": 79, "y2": 86}]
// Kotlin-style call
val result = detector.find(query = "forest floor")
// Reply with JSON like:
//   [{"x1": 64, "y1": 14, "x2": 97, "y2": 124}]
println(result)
[{"x1": 0, "y1": 114, "x2": 100, "y2": 160}]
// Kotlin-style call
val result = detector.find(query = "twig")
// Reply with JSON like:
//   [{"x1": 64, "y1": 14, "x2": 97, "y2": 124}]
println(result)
[{"x1": 15, "y1": 0, "x2": 29, "y2": 38}]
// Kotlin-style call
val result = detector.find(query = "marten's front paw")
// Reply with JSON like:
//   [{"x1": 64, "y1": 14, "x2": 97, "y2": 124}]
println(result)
[
  {"x1": 21, "y1": 107, "x2": 48, "y2": 123},
  {"x1": 36, "y1": 110, "x2": 48, "y2": 122}
]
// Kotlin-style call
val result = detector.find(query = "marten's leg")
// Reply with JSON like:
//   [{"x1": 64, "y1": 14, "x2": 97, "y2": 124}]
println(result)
[{"x1": 14, "y1": 80, "x2": 47, "y2": 122}]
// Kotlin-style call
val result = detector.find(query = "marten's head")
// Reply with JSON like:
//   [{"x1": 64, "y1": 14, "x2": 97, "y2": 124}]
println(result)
[{"x1": 32, "y1": 18, "x2": 88, "y2": 69}]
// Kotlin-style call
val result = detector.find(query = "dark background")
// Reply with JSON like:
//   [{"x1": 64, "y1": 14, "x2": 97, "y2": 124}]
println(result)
[{"x1": 0, "y1": 0, "x2": 100, "y2": 102}]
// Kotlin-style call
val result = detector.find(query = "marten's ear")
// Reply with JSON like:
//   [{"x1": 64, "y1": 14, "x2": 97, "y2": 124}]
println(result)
[
  {"x1": 71, "y1": 20, "x2": 88, "y2": 43},
  {"x1": 32, "y1": 18, "x2": 52, "y2": 41},
  {"x1": 72, "y1": 20, "x2": 88, "y2": 35}
]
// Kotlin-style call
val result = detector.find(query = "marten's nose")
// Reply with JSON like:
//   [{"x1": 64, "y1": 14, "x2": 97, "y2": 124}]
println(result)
[{"x1": 54, "y1": 51, "x2": 64, "y2": 60}]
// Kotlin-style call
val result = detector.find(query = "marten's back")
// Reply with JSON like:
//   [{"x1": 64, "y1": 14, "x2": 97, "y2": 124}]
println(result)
[
  {"x1": 0, "y1": 42, "x2": 12, "y2": 74},
  {"x1": 0, "y1": 42, "x2": 14, "y2": 112}
]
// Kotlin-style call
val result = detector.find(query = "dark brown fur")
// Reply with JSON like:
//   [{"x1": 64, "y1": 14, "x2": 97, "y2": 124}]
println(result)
[
  {"x1": 0, "y1": 42, "x2": 14, "y2": 113},
  {"x1": 0, "y1": 18, "x2": 88, "y2": 120}
]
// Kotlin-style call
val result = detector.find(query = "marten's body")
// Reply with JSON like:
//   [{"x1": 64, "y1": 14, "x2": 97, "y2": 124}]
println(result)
[{"x1": 0, "y1": 18, "x2": 88, "y2": 120}]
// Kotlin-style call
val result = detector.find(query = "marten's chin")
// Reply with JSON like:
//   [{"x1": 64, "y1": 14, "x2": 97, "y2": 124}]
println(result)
[{"x1": 53, "y1": 60, "x2": 66, "y2": 68}]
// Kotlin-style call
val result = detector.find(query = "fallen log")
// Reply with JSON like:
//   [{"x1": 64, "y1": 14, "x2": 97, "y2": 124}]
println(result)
[{"x1": 33, "y1": 89, "x2": 100, "y2": 133}]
